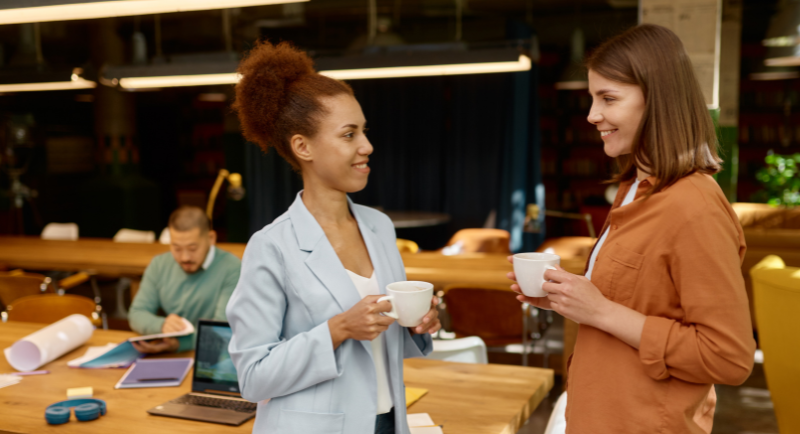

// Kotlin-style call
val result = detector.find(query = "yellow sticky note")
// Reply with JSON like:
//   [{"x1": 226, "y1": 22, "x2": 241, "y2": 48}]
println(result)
[
  {"x1": 405, "y1": 387, "x2": 428, "y2": 407},
  {"x1": 67, "y1": 387, "x2": 93, "y2": 399}
]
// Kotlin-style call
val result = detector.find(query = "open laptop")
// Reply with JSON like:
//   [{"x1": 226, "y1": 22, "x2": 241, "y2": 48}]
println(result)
[{"x1": 147, "y1": 320, "x2": 257, "y2": 426}]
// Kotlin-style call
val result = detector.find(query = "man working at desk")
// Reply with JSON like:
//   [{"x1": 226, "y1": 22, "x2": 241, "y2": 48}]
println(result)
[{"x1": 128, "y1": 206, "x2": 241, "y2": 353}]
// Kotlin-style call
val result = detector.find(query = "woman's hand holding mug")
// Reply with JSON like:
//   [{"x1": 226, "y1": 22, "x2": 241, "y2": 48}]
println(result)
[
  {"x1": 329, "y1": 295, "x2": 396, "y2": 349},
  {"x1": 507, "y1": 255, "x2": 610, "y2": 328},
  {"x1": 409, "y1": 297, "x2": 442, "y2": 336}
]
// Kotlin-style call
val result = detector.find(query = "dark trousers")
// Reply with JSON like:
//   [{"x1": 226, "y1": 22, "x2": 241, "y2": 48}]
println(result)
[{"x1": 374, "y1": 407, "x2": 395, "y2": 434}]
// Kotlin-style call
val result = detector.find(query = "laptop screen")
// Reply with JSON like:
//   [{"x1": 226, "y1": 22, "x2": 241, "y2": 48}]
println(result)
[{"x1": 193, "y1": 320, "x2": 241, "y2": 395}]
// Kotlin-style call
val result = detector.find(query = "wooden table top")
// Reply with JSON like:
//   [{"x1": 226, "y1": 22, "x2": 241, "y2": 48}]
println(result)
[
  {"x1": 402, "y1": 251, "x2": 587, "y2": 290},
  {"x1": 0, "y1": 237, "x2": 585, "y2": 288},
  {"x1": 0, "y1": 322, "x2": 553, "y2": 434},
  {"x1": 0, "y1": 236, "x2": 245, "y2": 277}
]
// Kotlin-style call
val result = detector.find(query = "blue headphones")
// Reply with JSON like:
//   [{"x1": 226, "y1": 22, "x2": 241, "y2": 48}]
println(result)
[{"x1": 45, "y1": 399, "x2": 107, "y2": 425}]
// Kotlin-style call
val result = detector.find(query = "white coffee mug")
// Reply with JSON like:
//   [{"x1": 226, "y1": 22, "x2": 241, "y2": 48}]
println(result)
[
  {"x1": 378, "y1": 281, "x2": 434, "y2": 327},
  {"x1": 513, "y1": 252, "x2": 560, "y2": 297}
]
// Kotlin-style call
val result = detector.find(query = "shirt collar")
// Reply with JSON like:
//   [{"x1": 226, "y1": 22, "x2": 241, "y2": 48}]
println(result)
[
  {"x1": 202, "y1": 245, "x2": 216, "y2": 270},
  {"x1": 640, "y1": 175, "x2": 658, "y2": 186}
]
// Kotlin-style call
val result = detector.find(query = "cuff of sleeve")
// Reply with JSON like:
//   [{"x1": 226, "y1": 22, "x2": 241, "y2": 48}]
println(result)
[
  {"x1": 403, "y1": 328, "x2": 432, "y2": 358},
  {"x1": 317, "y1": 320, "x2": 344, "y2": 378},
  {"x1": 639, "y1": 316, "x2": 674, "y2": 381},
  {"x1": 152, "y1": 316, "x2": 166, "y2": 335},
  {"x1": 413, "y1": 332, "x2": 432, "y2": 356}
]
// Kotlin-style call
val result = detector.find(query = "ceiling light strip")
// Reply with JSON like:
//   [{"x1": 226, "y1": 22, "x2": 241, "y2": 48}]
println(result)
[
  {"x1": 114, "y1": 54, "x2": 531, "y2": 89},
  {"x1": 319, "y1": 55, "x2": 532, "y2": 80},
  {"x1": 119, "y1": 73, "x2": 240, "y2": 89},
  {"x1": 0, "y1": 78, "x2": 96, "y2": 92},
  {"x1": 0, "y1": 0, "x2": 308, "y2": 25}
]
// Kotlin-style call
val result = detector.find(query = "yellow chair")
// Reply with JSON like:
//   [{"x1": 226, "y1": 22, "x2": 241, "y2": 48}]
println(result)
[
  {"x1": 442, "y1": 229, "x2": 511, "y2": 254},
  {"x1": 396, "y1": 238, "x2": 420, "y2": 254},
  {"x1": 751, "y1": 255, "x2": 800, "y2": 434},
  {"x1": 6, "y1": 294, "x2": 102, "y2": 327}
]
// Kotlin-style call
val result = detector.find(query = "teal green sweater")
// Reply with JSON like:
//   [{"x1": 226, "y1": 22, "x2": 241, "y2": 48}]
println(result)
[{"x1": 128, "y1": 246, "x2": 241, "y2": 352}]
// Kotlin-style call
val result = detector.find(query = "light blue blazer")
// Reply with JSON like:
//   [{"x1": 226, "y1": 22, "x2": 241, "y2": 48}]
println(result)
[{"x1": 227, "y1": 192, "x2": 433, "y2": 434}]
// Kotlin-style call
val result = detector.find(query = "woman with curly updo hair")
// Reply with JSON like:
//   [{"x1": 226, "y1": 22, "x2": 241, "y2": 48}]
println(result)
[{"x1": 225, "y1": 41, "x2": 440, "y2": 434}]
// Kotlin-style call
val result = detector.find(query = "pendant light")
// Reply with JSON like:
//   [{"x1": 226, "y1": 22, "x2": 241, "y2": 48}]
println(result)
[
  {"x1": 555, "y1": 27, "x2": 588, "y2": 90},
  {"x1": 763, "y1": 0, "x2": 800, "y2": 66}
]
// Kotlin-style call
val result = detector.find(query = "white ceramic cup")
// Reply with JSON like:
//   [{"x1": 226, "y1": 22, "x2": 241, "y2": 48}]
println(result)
[
  {"x1": 378, "y1": 281, "x2": 434, "y2": 327},
  {"x1": 513, "y1": 252, "x2": 561, "y2": 297}
]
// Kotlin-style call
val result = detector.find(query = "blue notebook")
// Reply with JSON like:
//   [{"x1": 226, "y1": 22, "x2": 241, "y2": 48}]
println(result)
[
  {"x1": 115, "y1": 358, "x2": 193, "y2": 389},
  {"x1": 69, "y1": 341, "x2": 142, "y2": 369}
]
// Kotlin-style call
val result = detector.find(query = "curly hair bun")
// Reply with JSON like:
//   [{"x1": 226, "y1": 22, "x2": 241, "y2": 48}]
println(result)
[
  {"x1": 232, "y1": 40, "x2": 353, "y2": 170},
  {"x1": 232, "y1": 41, "x2": 314, "y2": 155}
]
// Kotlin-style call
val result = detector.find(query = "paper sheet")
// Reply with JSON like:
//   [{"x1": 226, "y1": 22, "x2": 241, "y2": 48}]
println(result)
[
  {"x1": 0, "y1": 374, "x2": 22, "y2": 389},
  {"x1": 409, "y1": 428, "x2": 443, "y2": 434},
  {"x1": 408, "y1": 413, "x2": 443, "y2": 434},
  {"x1": 407, "y1": 413, "x2": 435, "y2": 427},
  {"x1": 3, "y1": 314, "x2": 94, "y2": 371}
]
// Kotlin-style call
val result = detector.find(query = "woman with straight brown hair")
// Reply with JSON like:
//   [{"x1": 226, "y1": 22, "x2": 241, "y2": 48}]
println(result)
[{"x1": 509, "y1": 24, "x2": 755, "y2": 433}]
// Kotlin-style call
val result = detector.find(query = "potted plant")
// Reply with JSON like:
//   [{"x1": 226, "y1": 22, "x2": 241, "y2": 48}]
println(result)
[{"x1": 754, "y1": 151, "x2": 800, "y2": 207}]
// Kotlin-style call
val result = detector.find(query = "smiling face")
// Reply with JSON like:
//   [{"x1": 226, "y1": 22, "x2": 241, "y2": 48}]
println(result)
[
  {"x1": 292, "y1": 93, "x2": 373, "y2": 193},
  {"x1": 587, "y1": 69, "x2": 646, "y2": 158}
]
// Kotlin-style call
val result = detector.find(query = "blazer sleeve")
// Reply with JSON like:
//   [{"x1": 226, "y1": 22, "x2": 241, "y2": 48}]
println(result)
[
  {"x1": 403, "y1": 328, "x2": 433, "y2": 358},
  {"x1": 377, "y1": 213, "x2": 434, "y2": 358},
  {"x1": 226, "y1": 232, "x2": 343, "y2": 402},
  {"x1": 638, "y1": 202, "x2": 756, "y2": 385}
]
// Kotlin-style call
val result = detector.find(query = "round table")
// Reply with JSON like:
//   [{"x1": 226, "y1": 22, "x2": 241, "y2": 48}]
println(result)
[{"x1": 384, "y1": 211, "x2": 451, "y2": 228}]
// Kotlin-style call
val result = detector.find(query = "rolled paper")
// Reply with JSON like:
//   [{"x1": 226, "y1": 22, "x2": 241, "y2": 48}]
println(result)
[{"x1": 4, "y1": 314, "x2": 94, "y2": 371}]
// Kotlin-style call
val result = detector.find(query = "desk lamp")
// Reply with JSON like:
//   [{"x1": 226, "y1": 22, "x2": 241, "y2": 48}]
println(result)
[
  {"x1": 206, "y1": 169, "x2": 245, "y2": 225},
  {"x1": 523, "y1": 204, "x2": 596, "y2": 239}
]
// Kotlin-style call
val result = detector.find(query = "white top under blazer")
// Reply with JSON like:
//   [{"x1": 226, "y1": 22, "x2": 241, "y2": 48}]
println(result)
[{"x1": 346, "y1": 270, "x2": 394, "y2": 414}]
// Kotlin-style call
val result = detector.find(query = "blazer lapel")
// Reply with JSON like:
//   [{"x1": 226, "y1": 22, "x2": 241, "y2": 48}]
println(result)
[
  {"x1": 350, "y1": 199, "x2": 403, "y2": 370},
  {"x1": 289, "y1": 193, "x2": 362, "y2": 314}
]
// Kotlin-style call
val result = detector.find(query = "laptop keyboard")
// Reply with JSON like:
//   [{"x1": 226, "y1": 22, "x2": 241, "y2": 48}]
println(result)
[{"x1": 173, "y1": 394, "x2": 257, "y2": 413}]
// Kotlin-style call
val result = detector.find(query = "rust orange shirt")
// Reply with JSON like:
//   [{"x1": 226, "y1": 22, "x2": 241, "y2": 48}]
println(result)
[{"x1": 565, "y1": 172, "x2": 756, "y2": 434}]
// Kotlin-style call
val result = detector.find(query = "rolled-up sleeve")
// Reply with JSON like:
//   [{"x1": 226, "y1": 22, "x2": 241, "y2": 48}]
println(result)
[
  {"x1": 638, "y1": 203, "x2": 756, "y2": 385},
  {"x1": 226, "y1": 232, "x2": 342, "y2": 402}
]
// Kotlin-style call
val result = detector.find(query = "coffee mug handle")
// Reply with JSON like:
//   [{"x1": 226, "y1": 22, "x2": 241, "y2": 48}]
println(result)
[
  {"x1": 377, "y1": 295, "x2": 398, "y2": 319},
  {"x1": 543, "y1": 265, "x2": 557, "y2": 286}
]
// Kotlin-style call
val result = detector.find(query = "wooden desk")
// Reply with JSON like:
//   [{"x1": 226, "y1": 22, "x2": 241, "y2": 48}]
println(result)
[
  {"x1": 1, "y1": 237, "x2": 584, "y2": 285},
  {"x1": 0, "y1": 322, "x2": 552, "y2": 434},
  {"x1": 0, "y1": 236, "x2": 245, "y2": 277},
  {"x1": 402, "y1": 251, "x2": 587, "y2": 290},
  {"x1": 404, "y1": 358, "x2": 553, "y2": 434}
]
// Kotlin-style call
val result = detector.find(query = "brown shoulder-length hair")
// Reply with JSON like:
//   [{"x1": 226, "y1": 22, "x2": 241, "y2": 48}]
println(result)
[
  {"x1": 232, "y1": 40, "x2": 353, "y2": 171},
  {"x1": 586, "y1": 24, "x2": 721, "y2": 194}
]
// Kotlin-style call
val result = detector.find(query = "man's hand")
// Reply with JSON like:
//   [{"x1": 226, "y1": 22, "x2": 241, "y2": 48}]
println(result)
[
  {"x1": 131, "y1": 338, "x2": 180, "y2": 354},
  {"x1": 162, "y1": 314, "x2": 187, "y2": 333}
]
